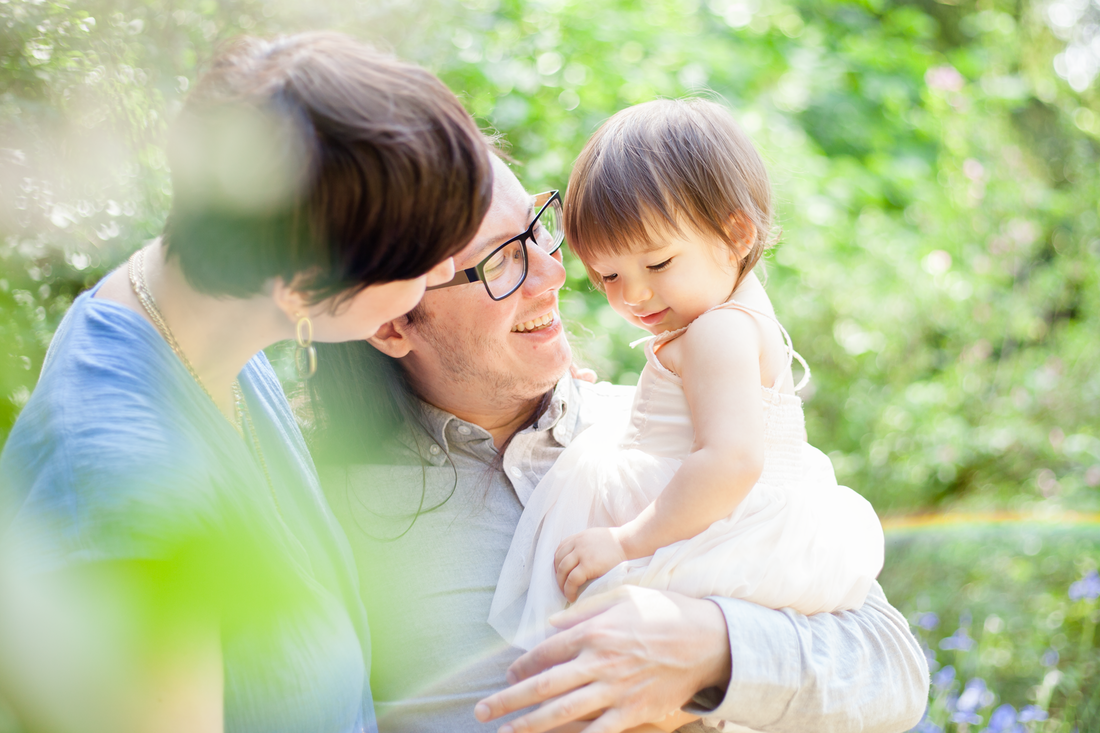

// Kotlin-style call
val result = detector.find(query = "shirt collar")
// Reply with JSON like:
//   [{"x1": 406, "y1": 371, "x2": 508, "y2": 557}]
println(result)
[{"x1": 397, "y1": 377, "x2": 578, "y2": 464}]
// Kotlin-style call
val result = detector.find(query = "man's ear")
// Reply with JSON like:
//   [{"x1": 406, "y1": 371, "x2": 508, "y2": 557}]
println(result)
[{"x1": 368, "y1": 316, "x2": 414, "y2": 359}]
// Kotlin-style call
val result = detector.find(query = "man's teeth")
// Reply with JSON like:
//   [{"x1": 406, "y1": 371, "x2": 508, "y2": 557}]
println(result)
[{"x1": 512, "y1": 312, "x2": 555, "y2": 333}]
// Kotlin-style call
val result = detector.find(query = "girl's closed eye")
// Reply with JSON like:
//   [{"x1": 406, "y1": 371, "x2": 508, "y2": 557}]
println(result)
[
  {"x1": 648, "y1": 258, "x2": 673, "y2": 272},
  {"x1": 601, "y1": 272, "x2": 618, "y2": 283}
]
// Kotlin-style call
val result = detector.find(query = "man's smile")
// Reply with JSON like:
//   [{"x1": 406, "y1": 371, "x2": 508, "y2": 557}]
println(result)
[{"x1": 511, "y1": 309, "x2": 558, "y2": 333}]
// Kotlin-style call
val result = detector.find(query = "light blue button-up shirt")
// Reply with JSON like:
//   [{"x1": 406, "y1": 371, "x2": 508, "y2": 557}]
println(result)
[{"x1": 321, "y1": 376, "x2": 928, "y2": 733}]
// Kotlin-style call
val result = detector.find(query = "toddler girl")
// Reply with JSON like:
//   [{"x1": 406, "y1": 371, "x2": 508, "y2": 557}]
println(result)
[{"x1": 489, "y1": 99, "x2": 884, "y2": 694}]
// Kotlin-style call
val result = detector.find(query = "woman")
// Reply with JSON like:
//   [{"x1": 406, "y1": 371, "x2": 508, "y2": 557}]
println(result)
[{"x1": 0, "y1": 32, "x2": 492, "y2": 733}]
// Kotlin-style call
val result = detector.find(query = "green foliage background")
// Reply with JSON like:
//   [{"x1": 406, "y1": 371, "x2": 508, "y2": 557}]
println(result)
[
  {"x1": 3, "y1": 0, "x2": 1098, "y2": 515},
  {"x1": 1, "y1": 0, "x2": 1099, "y2": 729}
]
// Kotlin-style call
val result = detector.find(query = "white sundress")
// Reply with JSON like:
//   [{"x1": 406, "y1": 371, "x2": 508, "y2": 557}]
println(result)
[{"x1": 489, "y1": 299, "x2": 885, "y2": 652}]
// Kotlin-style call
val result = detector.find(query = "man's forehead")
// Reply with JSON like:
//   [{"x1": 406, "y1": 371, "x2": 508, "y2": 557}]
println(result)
[{"x1": 458, "y1": 187, "x2": 534, "y2": 263}]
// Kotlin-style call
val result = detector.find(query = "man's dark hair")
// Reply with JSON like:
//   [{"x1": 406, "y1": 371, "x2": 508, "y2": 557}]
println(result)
[{"x1": 163, "y1": 32, "x2": 493, "y2": 302}]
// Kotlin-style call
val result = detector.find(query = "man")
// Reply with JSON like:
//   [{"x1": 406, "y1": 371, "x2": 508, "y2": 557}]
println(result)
[{"x1": 314, "y1": 154, "x2": 929, "y2": 733}]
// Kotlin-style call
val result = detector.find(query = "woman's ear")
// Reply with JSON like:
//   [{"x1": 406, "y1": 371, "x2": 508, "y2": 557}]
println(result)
[
  {"x1": 271, "y1": 276, "x2": 310, "y2": 324},
  {"x1": 368, "y1": 316, "x2": 414, "y2": 359}
]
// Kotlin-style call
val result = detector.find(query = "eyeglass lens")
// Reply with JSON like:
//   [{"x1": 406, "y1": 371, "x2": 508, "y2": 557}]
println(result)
[
  {"x1": 482, "y1": 194, "x2": 562, "y2": 299},
  {"x1": 481, "y1": 240, "x2": 526, "y2": 298}
]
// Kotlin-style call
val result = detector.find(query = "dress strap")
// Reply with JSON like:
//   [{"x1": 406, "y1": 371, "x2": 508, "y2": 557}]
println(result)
[{"x1": 705, "y1": 300, "x2": 811, "y2": 392}]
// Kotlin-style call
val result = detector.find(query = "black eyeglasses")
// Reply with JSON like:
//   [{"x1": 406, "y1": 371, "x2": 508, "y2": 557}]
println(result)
[{"x1": 427, "y1": 190, "x2": 564, "y2": 301}]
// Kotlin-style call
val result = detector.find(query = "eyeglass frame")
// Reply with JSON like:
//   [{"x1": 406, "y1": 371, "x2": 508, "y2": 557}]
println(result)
[{"x1": 425, "y1": 190, "x2": 564, "y2": 301}]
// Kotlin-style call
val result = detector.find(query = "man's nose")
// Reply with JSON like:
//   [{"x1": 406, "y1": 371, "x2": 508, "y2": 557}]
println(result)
[{"x1": 522, "y1": 244, "x2": 566, "y2": 296}]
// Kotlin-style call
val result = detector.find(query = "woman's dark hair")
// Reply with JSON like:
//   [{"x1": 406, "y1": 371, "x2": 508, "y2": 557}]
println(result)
[
  {"x1": 163, "y1": 32, "x2": 493, "y2": 302},
  {"x1": 308, "y1": 309, "x2": 458, "y2": 540},
  {"x1": 308, "y1": 329, "x2": 424, "y2": 466}
]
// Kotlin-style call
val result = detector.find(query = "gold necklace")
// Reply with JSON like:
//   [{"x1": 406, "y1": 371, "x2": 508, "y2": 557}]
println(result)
[
  {"x1": 128, "y1": 248, "x2": 281, "y2": 514},
  {"x1": 129, "y1": 248, "x2": 242, "y2": 433}
]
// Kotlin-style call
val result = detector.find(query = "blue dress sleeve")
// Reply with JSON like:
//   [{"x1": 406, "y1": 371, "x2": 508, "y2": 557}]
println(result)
[{"x1": 0, "y1": 298, "x2": 234, "y2": 574}]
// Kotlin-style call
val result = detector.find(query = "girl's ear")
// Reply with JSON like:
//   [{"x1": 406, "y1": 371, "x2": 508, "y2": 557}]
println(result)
[
  {"x1": 726, "y1": 213, "x2": 757, "y2": 260},
  {"x1": 368, "y1": 316, "x2": 414, "y2": 359}
]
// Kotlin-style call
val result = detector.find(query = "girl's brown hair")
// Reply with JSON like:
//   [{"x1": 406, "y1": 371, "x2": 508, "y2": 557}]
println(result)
[{"x1": 564, "y1": 97, "x2": 775, "y2": 290}]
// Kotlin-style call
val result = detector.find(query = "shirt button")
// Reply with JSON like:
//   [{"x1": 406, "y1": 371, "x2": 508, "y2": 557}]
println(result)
[
  {"x1": 509, "y1": 467, "x2": 522, "y2": 479},
  {"x1": 429, "y1": 444, "x2": 441, "y2": 455},
  {"x1": 458, "y1": 425, "x2": 471, "y2": 436}
]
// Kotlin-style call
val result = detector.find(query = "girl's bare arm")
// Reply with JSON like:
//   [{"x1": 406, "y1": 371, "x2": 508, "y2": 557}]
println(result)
[{"x1": 613, "y1": 307, "x2": 768, "y2": 561}]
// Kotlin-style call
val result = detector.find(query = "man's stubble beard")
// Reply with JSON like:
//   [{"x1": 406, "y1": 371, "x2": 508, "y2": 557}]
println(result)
[{"x1": 408, "y1": 302, "x2": 569, "y2": 409}]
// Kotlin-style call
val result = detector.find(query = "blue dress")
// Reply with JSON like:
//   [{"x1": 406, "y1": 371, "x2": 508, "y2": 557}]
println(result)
[{"x1": 0, "y1": 281, "x2": 377, "y2": 733}]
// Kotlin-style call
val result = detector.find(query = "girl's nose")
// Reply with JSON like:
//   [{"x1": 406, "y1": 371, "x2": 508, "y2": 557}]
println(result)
[
  {"x1": 425, "y1": 257, "x2": 456, "y2": 287},
  {"x1": 622, "y1": 281, "x2": 652, "y2": 307}
]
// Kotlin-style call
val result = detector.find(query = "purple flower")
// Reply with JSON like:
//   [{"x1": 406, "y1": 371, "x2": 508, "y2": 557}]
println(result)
[
  {"x1": 1041, "y1": 648, "x2": 1059, "y2": 667},
  {"x1": 1018, "y1": 706, "x2": 1048, "y2": 723},
  {"x1": 932, "y1": 665, "x2": 956, "y2": 690},
  {"x1": 923, "y1": 644, "x2": 940, "y2": 673},
  {"x1": 940, "y1": 627, "x2": 976, "y2": 652},
  {"x1": 953, "y1": 711, "x2": 982, "y2": 725},
  {"x1": 1069, "y1": 570, "x2": 1100, "y2": 601},
  {"x1": 919, "y1": 612, "x2": 940, "y2": 630},
  {"x1": 986, "y1": 704, "x2": 1017, "y2": 733},
  {"x1": 957, "y1": 678, "x2": 992, "y2": 713}
]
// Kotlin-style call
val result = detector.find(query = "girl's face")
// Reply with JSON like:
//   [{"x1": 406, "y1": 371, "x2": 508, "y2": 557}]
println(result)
[{"x1": 586, "y1": 226, "x2": 743, "y2": 335}]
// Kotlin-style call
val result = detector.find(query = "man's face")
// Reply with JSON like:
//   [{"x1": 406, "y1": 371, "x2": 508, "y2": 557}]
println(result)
[{"x1": 403, "y1": 157, "x2": 572, "y2": 410}]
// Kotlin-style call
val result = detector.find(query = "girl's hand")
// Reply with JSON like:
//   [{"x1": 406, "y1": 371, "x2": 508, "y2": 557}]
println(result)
[{"x1": 554, "y1": 528, "x2": 627, "y2": 602}]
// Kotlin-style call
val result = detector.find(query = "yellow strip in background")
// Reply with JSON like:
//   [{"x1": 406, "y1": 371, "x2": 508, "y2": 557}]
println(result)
[{"x1": 880, "y1": 511, "x2": 1100, "y2": 532}]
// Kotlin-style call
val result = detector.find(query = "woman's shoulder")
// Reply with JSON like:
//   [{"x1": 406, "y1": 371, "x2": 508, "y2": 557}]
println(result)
[
  {"x1": 39, "y1": 283, "x2": 174, "y2": 390},
  {"x1": 0, "y1": 291, "x2": 241, "y2": 567},
  {"x1": 22, "y1": 292, "x2": 203, "y2": 445}
]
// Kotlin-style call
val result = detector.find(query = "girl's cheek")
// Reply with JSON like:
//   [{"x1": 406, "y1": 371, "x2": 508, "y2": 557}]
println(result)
[{"x1": 606, "y1": 286, "x2": 623, "y2": 310}]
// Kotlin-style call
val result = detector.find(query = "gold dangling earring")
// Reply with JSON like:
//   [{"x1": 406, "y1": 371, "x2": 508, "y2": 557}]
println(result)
[{"x1": 295, "y1": 313, "x2": 317, "y2": 380}]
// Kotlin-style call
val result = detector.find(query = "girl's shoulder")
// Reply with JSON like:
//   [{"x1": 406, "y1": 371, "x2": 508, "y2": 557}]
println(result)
[
  {"x1": 655, "y1": 274, "x2": 785, "y2": 379},
  {"x1": 654, "y1": 306, "x2": 762, "y2": 377}
]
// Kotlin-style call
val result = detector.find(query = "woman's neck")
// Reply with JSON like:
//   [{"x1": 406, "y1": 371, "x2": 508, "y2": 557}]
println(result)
[{"x1": 96, "y1": 241, "x2": 294, "y2": 420}]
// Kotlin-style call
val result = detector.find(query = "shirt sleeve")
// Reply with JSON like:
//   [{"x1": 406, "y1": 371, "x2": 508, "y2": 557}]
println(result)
[{"x1": 683, "y1": 581, "x2": 929, "y2": 733}]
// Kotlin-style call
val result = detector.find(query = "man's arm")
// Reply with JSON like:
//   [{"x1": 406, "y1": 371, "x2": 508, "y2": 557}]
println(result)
[
  {"x1": 687, "y1": 580, "x2": 929, "y2": 732},
  {"x1": 475, "y1": 582, "x2": 928, "y2": 733}
]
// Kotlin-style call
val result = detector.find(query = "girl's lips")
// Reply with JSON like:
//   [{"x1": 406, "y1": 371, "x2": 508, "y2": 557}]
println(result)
[{"x1": 637, "y1": 308, "x2": 669, "y2": 327}]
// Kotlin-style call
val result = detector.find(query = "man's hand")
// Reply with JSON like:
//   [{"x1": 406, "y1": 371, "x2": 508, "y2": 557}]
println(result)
[
  {"x1": 474, "y1": 586, "x2": 730, "y2": 733},
  {"x1": 554, "y1": 528, "x2": 627, "y2": 602}
]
